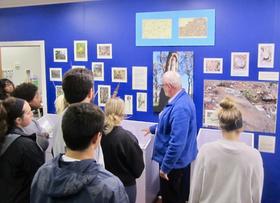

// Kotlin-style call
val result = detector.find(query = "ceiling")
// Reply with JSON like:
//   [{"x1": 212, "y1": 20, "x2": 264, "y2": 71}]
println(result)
[{"x1": 0, "y1": 0, "x2": 98, "y2": 8}]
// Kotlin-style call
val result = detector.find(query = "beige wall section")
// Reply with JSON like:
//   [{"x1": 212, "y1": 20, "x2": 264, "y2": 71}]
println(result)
[
  {"x1": 1, "y1": 46, "x2": 42, "y2": 90},
  {"x1": 0, "y1": 48, "x2": 2, "y2": 78}
]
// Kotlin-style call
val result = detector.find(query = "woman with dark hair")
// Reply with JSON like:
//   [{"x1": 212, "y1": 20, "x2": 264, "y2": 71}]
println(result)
[
  {"x1": 0, "y1": 78, "x2": 15, "y2": 100},
  {"x1": 0, "y1": 97, "x2": 45, "y2": 203}
]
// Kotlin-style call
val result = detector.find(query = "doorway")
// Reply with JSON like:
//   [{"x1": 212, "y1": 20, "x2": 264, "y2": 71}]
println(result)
[{"x1": 0, "y1": 41, "x2": 47, "y2": 115}]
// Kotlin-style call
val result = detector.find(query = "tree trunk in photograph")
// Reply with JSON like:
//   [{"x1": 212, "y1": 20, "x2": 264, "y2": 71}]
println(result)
[{"x1": 0, "y1": 48, "x2": 2, "y2": 78}]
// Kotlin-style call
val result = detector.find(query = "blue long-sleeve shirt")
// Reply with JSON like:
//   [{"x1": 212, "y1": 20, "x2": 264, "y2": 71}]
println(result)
[{"x1": 150, "y1": 90, "x2": 198, "y2": 174}]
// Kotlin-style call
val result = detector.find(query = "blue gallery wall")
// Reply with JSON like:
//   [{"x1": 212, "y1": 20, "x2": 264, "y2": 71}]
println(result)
[{"x1": 0, "y1": 0, "x2": 280, "y2": 202}]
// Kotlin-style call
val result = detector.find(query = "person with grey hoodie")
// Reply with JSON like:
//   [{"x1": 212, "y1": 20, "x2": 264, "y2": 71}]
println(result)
[{"x1": 31, "y1": 103, "x2": 129, "y2": 203}]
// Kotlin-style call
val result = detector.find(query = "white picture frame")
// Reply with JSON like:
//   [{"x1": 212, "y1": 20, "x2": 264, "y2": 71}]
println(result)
[
  {"x1": 72, "y1": 65, "x2": 85, "y2": 69},
  {"x1": 53, "y1": 48, "x2": 68, "y2": 62},
  {"x1": 49, "y1": 68, "x2": 62, "y2": 81},
  {"x1": 98, "y1": 85, "x2": 111, "y2": 107},
  {"x1": 74, "y1": 40, "x2": 88, "y2": 61},
  {"x1": 231, "y1": 52, "x2": 249, "y2": 77},
  {"x1": 112, "y1": 67, "x2": 127, "y2": 83},
  {"x1": 137, "y1": 92, "x2": 147, "y2": 112},
  {"x1": 203, "y1": 58, "x2": 223, "y2": 74},
  {"x1": 55, "y1": 85, "x2": 63, "y2": 98},
  {"x1": 258, "y1": 43, "x2": 275, "y2": 68},
  {"x1": 92, "y1": 62, "x2": 104, "y2": 81},
  {"x1": 132, "y1": 66, "x2": 148, "y2": 90},
  {"x1": 204, "y1": 109, "x2": 219, "y2": 127},
  {"x1": 125, "y1": 95, "x2": 133, "y2": 115},
  {"x1": 97, "y1": 43, "x2": 112, "y2": 59}
]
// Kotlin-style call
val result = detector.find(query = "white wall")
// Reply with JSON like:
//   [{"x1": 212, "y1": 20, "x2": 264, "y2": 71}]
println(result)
[{"x1": 1, "y1": 46, "x2": 42, "y2": 91}]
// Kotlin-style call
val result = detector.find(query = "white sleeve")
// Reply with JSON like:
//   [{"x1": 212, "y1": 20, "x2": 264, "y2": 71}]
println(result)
[
  {"x1": 189, "y1": 150, "x2": 205, "y2": 203},
  {"x1": 95, "y1": 145, "x2": 105, "y2": 168},
  {"x1": 52, "y1": 116, "x2": 66, "y2": 157},
  {"x1": 252, "y1": 151, "x2": 264, "y2": 203}
]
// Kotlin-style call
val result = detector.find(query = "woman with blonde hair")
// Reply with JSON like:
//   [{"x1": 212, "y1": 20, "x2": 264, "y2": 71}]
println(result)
[
  {"x1": 54, "y1": 94, "x2": 69, "y2": 115},
  {"x1": 189, "y1": 97, "x2": 264, "y2": 203},
  {"x1": 101, "y1": 97, "x2": 144, "y2": 203}
]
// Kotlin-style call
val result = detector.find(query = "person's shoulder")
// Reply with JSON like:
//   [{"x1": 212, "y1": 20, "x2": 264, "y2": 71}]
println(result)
[
  {"x1": 94, "y1": 166, "x2": 124, "y2": 189},
  {"x1": 35, "y1": 157, "x2": 56, "y2": 176},
  {"x1": 85, "y1": 167, "x2": 127, "y2": 202},
  {"x1": 113, "y1": 126, "x2": 138, "y2": 143},
  {"x1": 242, "y1": 145, "x2": 262, "y2": 162},
  {"x1": 196, "y1": 141, "x2": 226, "y2": 162},
  {"x1": 120, "y1": 127, "x2": 138, "y2": 142},
  {"x1": 199, "y1": 142, "x2": 219, "y2": 154},
  {"x1": 13, "y1": 135, "x2": 37, "y2": 148},
  {"x1": 174, "y1": 92, "x2": 194, "y2": 110}
]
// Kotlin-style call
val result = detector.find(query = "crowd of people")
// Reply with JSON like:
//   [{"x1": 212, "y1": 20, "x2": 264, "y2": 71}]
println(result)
[{"x1": 0, "y1": 68, "x2": 264, "y2": 203}]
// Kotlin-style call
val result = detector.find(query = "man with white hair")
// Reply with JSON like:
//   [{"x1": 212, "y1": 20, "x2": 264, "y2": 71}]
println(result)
[{"x1": 145, "y1": 71, "x2": 197, "y2": 203}]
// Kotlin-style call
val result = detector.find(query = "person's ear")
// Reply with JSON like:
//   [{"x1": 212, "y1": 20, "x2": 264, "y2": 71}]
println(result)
[
  {"x1": 15, "y1": 117, "x2": 22, "y2": 126},
  {"x1": 91, "y1": 132, "x2": 101, "y2": 148},
  {"x1": 87, "y1": 88, "x2": 94, "y2": 100}
]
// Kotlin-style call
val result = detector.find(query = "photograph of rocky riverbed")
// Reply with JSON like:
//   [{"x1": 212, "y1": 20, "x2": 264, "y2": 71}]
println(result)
[{"x1": 203, "y1": 80, "x2": 278, "y2": 133}]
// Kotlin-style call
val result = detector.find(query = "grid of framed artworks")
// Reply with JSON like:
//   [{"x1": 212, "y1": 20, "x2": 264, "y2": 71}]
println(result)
[
  {"x1": 203, "y1": 43, "x2": 277, "y2": 76},
  {"x1": 49, "y1": 9, "x2": 279, "y2": 139},
  {"x1": 50, "y1": 41, "x2": 148, "y2": 115},
  {"x1": 202, "y1": 43, "x2": 279, "y2": 135}
]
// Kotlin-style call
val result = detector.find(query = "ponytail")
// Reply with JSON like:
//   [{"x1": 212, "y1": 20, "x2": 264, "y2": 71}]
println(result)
[
  {"x1": 104, "y1": 98, "x2": 125, "y2": 135},
  {"x1": 218, "y1": 97, "x2": 243, "y2": 132}
]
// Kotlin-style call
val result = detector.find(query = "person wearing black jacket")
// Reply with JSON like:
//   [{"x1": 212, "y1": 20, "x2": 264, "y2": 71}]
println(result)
[
  {"x1": 0, "y1": 97, "x2": 45, "y2": 203},
  {"x1": 102, "y1": 98, "x2": 145, "y2": 203}
]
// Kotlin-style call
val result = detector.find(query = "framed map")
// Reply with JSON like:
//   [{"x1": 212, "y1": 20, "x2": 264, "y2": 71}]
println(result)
[{"x1": 136, "y1": 9, "x2": 215, "y2": 46}]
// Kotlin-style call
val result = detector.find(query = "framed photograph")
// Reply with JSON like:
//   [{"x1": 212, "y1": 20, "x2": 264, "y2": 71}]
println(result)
[
  {"x1": 203, "y1": 58, "x2": 223, "y2": 74},
  {"x1": 112, "y1": 67, "x2": 127, "y2": 83},
  {"x1": 258, "y1": 43, "x2": 275, "y2": 68},
  {"x1": 55, "y1": 85, "x2": 63, "y2": 98},
  {"x1": 49, "y1": 68, "x2": 62, "y2": 81},
  {"x1": 72, "y1": 65, "x2": 85, "y2": 69},
  {"x1": 137, "y1": 92, "x2": 147, "y2": 112},
  {"x1": 203, "y1": 80, "x2": 278, "y2": 133},
  {"x1": 97, "y1": 44, "x2": 112, "y2": 59},
  {"x1": 74, "y1": 40, "x2": 88, "y2": 61},
  {"x1": 231, "y1": 52, "x2": 249, "y2": 77},
  {"x1": 204, "y1": 110, "x2": 219, "y2": 127},
  {"x1": 92, "y1": 62, "x2": 104, "y2": 81},
  {"x1": 153, "y1": 51, "x2": 194, "y2": 112},
  {"x1": 53, "y1": 48, "x2": 68, "y2": 62},
  {"x1": 125, "y1": 95, "x2": 133, "y2": 115},
  {"x1": 98, "y1": 85, "x2": 111, "y2": 107}
]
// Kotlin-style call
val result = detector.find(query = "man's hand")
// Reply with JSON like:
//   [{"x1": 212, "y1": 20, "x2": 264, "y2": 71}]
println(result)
[
  {"x1": 160, "y1": 170, "x2": 169, "y2": 181},
  {"x1": 142, "y1": 128, "x2": 150, "y2": 136}
]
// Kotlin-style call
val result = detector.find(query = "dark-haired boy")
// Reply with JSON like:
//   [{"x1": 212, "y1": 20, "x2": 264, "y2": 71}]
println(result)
[
  {"x1": 31, "y1": 103, "x2": 129, "y2": 203},
  {"x1": 53, "y1": 68, "x2": 104, "y2": 165}
]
